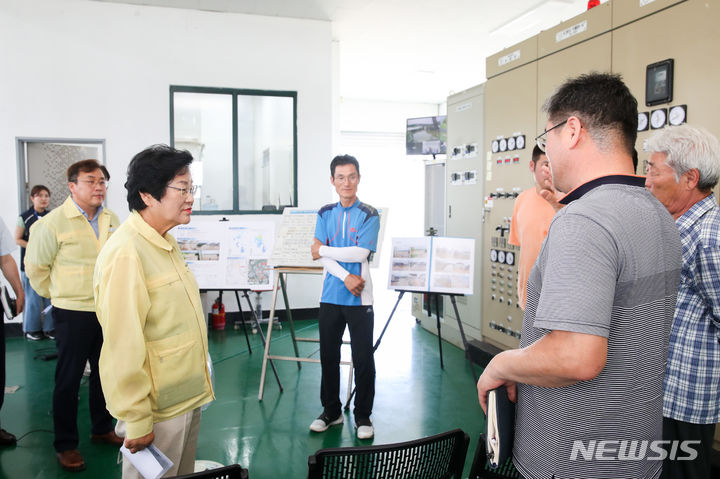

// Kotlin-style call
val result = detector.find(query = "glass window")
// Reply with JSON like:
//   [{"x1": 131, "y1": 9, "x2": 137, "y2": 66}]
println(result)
[{"x1": 170, "y1": 86, "x2": 297, "y2": 213}]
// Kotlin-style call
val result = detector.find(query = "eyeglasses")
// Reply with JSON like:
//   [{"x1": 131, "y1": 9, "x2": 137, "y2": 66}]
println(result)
[
  {"x1": 334, "y1": 174, "x2": 359, "y2": 184},
  {"x1": 535, "y1": 119, "x2": 568, "y2": 152},
  {"x1": 77, "y1": 179, "x2": 108, "y2": 188},
  {"x1": 167, "y1": 184, "x2": 198, "y2": 197}
]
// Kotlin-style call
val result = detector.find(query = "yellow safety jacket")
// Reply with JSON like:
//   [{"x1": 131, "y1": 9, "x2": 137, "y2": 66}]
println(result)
[
  {"x1": 94, "y1": 211, "x2": 214, "y2": 439},
  {"x1": 24, "y1": 196, "x2": 120, "y2": 312}
]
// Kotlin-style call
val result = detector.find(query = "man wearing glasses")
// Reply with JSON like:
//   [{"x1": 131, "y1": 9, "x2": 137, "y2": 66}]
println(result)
[
  {"x1": 477, "y1": 73, "x2": 682, "y2": 479},
  {"x1": 25, "y1": 159, "x2": 122, "y2": 471},
  {"x1": 309, "y1": 154, "x2": 380, "y2": 440}
]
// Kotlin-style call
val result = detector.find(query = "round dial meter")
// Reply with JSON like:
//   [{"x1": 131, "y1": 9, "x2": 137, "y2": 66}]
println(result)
[
  {"x1": 497, "y1": 250, "x2": 506, "y2": 264},
  {"x1": 507, "y1": 136, "x2": 516, "y2": 150},
  {"x1": 515, "y1": 135, "x2": 525, "y2": 149},
  {"x1": 505, "y1": 251, "x2": 515, "y2": 266},
  {"x1": 651, "y1": 109, "x2": 667, "y2": 129},
  {"x1": 491, "y1": 140, "x2": 499, "y2": 153},
  {"x1": 499, "y1": 138, "x2": 507, "y2": 152},
  {"x1": 490, "y1": 249, "x2": 498, "y2": 262},
  {"x1": 669, "y1": 105, "x2": 687, "y2": 126}
]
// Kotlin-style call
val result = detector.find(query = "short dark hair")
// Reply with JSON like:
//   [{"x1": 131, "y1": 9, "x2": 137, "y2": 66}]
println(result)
[
  {"x1": 30, "y1": 185, "x2": 50, "y2": 197},
  {"x1": 125, "y1": 145, "x2": 194, "y2": 211},
  {"x1": 543, "y1": 72, "x2": 638, "y2": 155},
  {"x1": 531, "y1": 145, "x2": 545, "y2": 165},
  {"x1": 330, "y1": 154, "x2": 360, "y2": 177},
  {"x1": 67, "y1": 159, "x2": 110, "y2": 183}
]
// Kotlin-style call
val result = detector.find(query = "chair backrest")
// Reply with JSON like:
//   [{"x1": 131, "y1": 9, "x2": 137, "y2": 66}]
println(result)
[
  {"x1": 468, "y1": 434, "x2": 519, "y2": 479},
  {"x1": 307, "y1": 429, "x2": 469, "y2": 479},
  {"x1": 174, "y1": 464, "x2": 248, "y2": 479}
]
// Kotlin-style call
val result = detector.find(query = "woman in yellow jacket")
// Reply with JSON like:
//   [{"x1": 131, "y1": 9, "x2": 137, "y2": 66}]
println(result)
[{"x1": 94, "y1": 145, "x2": 214, "y2": 478}]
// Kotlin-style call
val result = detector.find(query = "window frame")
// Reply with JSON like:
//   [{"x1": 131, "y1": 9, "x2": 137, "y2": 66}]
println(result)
[{"x1": 169, "y1": 85, "x2": 298, "y2": 215}]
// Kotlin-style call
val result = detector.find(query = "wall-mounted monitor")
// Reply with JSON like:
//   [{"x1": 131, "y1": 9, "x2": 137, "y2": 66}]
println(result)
[
  {"x1": 406, "y1": 115, "x2": 447, "y2": 155},
  {"x1": 646, "y1": 59, "x2": 674, "y2": 107}
]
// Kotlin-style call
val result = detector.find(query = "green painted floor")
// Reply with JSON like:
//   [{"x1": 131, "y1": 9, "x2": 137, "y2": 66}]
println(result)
[{"x1": 0, "y1": 312, "x2": 484, "y2": 478}]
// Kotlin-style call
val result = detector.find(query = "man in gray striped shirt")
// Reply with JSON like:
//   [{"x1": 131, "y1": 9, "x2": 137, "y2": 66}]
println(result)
[{"x1": 477, "y1": 73, "x2": 682, "y2": 479}]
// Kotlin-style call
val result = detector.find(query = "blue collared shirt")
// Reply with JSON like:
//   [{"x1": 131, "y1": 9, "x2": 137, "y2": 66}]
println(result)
[
  {"x1": 664, "y1": 193, "x2": 720, "y2": 424},
  {"x1": 71, "y1": 197, "x2": 104, "y2": 239},
  {"x1": 314, "y1": 199, "x2": 379, "y2": 306}
]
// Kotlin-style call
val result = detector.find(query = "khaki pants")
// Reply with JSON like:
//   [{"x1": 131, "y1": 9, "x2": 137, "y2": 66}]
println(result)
[{"x1": 117, "y1": 408, "x2": 202, "y2": 479}]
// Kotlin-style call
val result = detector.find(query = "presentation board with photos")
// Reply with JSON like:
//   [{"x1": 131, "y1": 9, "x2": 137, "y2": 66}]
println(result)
[
  {"x1": 388, "y1": 236, "x2": 475, "y2": 295},
  {"x1": 269, "y1": 206, "x2": 389, "y2": 268},
  {"x1": 175, "y1": 220, "x2": 275, "y2": 290}
]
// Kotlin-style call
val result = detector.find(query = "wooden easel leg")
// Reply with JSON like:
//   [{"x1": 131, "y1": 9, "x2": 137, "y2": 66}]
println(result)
[
  {"x1": 259, "y1": 270, "x2": 284, "y2": 400},
  {"x1": 279, "y1": 274, "x2": 301, "y2": 369}
]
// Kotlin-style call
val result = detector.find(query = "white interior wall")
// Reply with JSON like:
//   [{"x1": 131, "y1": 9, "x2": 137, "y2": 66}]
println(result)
[
  {"x1": 337, "y1": 98, "x2": 442, "y2": 316},
  {"x1": 0, "y1": 0, "x2": 332, "y2": 311}
]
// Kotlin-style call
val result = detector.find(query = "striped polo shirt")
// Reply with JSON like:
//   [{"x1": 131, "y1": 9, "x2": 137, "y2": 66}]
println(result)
[{"x1": 514, "y1": 176, "x2": 682, "y2": 479}]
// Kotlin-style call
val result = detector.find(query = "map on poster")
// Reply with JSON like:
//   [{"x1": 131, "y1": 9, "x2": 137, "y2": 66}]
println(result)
[
  {"x1": 388, "y1": 236, "x2": 475, "y2": 295},
  {"x1": 269, "y1": 207, "x2": 389, "y2": 268},
  {"x1": 175, "y1": 220, "x2": 275, "y2": 290}
]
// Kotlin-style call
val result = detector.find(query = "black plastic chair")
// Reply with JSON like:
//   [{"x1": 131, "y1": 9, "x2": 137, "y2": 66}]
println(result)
[
  {"x1": 174, "y1": 464, "x2": 248, "y2": 479},
  {"x1": 468, "y1": 434, "x2": 519, "y2": 479},
  {"x1": 307, "y1": 428, "x2": 469, "y2": 479}
]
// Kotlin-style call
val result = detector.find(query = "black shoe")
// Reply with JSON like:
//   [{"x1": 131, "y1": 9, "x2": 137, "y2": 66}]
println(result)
[
  {"x1": 1, "y1": 286, "x2": 16, "y2": 319},
  {"x1": 25, "y1": 331, "x2": 44, "y2": 341},
  {"x1": 0, "y1": 428, "x2": 17, "y2": 447},
  {"x1": 309, "y1": 411, "x2": 344, "y2": 432},
  {"x1": 44, "y1": 330, "x2": 55, "y2": 340}
]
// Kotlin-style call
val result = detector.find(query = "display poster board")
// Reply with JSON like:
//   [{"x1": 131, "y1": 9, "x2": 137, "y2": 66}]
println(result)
[
  {"x1": 269, "y1": 209, "x2": 318, "y2": 267},
  {"x1": 175, "y1": 220, "x2": 275, "y2": 290},
  {"x1": 388, "y1": 236, "x2": 475, "y2": 295},
  {"x1": 269, "y1": 207, "x2": 389, "y2": 268}
]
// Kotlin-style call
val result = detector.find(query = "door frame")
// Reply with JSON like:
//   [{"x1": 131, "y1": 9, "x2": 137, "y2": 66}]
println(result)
[{"x1": 16, "y1": 137, "x2": 106, "y2": 211}]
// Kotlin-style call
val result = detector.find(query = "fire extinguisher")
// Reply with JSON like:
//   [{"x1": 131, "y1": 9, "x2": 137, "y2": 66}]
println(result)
[{"x1": 212, "y1": 297, "x2": 226, "y2": 330}]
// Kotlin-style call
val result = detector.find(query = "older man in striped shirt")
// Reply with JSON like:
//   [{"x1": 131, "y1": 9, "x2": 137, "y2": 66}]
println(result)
[{"x1": 645, "y1": 124, "x2": 720, "y2": 479}]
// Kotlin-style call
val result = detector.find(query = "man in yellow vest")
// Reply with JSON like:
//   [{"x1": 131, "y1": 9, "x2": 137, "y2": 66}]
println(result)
[{"x1": 25, "y1": 159, "x2": 122, "y2": 472}]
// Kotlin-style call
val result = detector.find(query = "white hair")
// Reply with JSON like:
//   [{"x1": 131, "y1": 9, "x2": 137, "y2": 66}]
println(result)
[{"x1": 646, "y1": 124, "x2": 720, "y2": 190}]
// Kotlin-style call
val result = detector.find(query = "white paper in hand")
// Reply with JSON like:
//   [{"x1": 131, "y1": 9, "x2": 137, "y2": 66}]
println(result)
[{"x1": 120, "y1": 444, "x2": 173, "y2": 479}]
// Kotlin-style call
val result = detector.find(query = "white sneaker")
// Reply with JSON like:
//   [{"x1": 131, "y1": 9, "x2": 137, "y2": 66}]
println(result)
[
  {"x1": 309, "y1": 412, "x2": 343, "y2": 432},
  {"x1": 356, "y1": 418, "x2": 374, "y2": 439}
]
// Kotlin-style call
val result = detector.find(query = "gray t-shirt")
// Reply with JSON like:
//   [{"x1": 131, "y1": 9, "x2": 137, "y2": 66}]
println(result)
[{"x1": 514, "y1": 177, "x2": 682, "y2": 479}]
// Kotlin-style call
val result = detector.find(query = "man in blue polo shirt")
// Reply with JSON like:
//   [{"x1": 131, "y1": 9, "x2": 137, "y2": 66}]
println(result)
[{"x1": 310, "y1": 154, "x2": 380, "y2": 440}]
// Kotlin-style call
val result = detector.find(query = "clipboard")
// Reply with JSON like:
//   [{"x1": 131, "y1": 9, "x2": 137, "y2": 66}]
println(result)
[{"x1": 486, "y1": 385, "x2": 515, "y2": 468}]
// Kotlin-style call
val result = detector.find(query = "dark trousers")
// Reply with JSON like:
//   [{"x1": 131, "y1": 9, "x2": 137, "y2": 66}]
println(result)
[
  {"x1": 661, "y1": 416, "x2": 716, "y2": 479},
  {"x1": 318, "y1": 303, "x2": 375, "y2": 419},
  {"x1": 52, "y1": 307, "x2": 113, "y2": 452}
]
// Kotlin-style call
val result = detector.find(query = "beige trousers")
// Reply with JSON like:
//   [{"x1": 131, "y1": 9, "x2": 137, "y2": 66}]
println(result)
[{"x1": 116, "y1": 408, "x2": 202, "y2": 479}]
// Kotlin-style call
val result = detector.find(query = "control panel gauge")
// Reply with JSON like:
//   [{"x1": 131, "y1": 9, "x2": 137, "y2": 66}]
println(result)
[
  {"x1": 668, "y1": 105, "x2": 687, "y2": 126},
  {"x1": 515, "y1": 135, "x2": 525, "y2": 149},
  {"x1": 490, "y1": 249, "x2": 498, "y2": 262},
  {"x1": 637, "y1": 112, "x2": 649, "y2": 132},
  {"x1": 497, "y1": 250, "x2": 506, "y2": 264},
  {"x1": 491, "y1": 140, "x2": 499, "y2": 153},
  {"x1": 507, "y1": 136, "x2": 516, "y2": 150},
  {"x1": 499, "y1": 138, "x2": 507, "y2": 152},
  {"x1": 505, "y1": 251, "x2": 515, "y2": 266},
  {"x1": 650, "y1": 108, "x2": 667, "y2": 129}
]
